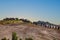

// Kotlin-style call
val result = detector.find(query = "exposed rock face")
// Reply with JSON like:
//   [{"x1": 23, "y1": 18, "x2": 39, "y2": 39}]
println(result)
[{"x1": 0, "y1": 24, "x2": 60, "y2": 40}]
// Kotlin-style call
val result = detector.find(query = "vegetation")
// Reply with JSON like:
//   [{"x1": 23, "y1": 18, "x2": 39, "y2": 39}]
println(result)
[
  {"x1": 0, "y1": 18, "x2": 60, "y2": 30},
  {"x1": 19, "y1": 39, "x2": 22, "y2": 40},
  {"x1": 25, "y1": 38, "x2": 33, "y2": 40},
  {"x1": 0, "y1": 18, "x2": 32, "y2": 25},
  {"x1": 12, "y1": 32, "x2": 18, "y2": 40},
  {"x1": 1, "y1": 32, "x2": 33, "y2": 40},
  {"x1": 1, "y1": 37, "x2": 7, "y2": 40}
]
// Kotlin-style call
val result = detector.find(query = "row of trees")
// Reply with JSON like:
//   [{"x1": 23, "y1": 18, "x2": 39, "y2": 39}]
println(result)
[
  {"x1": 0, "y1": 18, "x2": 60, "y2": 30},
  {"x1": 3, "y1": 18, "x2": 31, "y2": 23},
  {"x1": 1, "y1": 32, "x2": 33, "y2": 40},
  {"x1": 3, "y1": 18, "x2": 19, "y2": 21},
  {"x1": 0, "y1": 18, "x2": 32, "y2": 25}
]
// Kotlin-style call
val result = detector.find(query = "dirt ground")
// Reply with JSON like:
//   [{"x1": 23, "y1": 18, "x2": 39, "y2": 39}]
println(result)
[{"x1": 0, "y1": 24, "x2": 60, "y2": 40}]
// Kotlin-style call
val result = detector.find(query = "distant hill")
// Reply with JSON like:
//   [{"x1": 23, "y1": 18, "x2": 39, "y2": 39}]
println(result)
[
  {"x1": 0, "y1": 18, "x2": 60, "y2": 30},
  {"x1": 0, "y1": 18, "x2": 60, "y2": 40}
]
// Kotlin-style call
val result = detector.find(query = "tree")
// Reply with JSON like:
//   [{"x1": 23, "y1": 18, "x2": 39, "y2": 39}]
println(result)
[
  {"x1": 12, "y1": 32, "x2": 18, "y2": 40},
  {"x1": 15, "y1": 18, "x2": 19, "y2": 20},
  {"x1": 20, "y1": 19, "x2": 31, "y2": 23}
]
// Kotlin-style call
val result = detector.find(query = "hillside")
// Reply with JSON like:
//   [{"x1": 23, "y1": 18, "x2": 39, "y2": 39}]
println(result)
[{"x1": 0, "y1": 23, "x2": 60, "y2": 40}]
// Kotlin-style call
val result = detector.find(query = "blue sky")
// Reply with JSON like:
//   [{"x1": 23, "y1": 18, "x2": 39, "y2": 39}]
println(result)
[{"x1": 0, "y1": 0, "x2": 60, "y2": 24}]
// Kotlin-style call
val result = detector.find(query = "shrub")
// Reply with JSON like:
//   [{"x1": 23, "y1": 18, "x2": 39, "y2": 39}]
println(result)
[
  {"x1": 25, "y1": 38, "x2": 33, "y2": 40},
  {"x1": 12, "y1": 32, "x2": 18, "y2": 40},
  {"x1": 19, "y1": 38, "x2": 22, "y2": 40},
  {"x1": 1, "y1": 37, "x2": 7, "y2": 40}
]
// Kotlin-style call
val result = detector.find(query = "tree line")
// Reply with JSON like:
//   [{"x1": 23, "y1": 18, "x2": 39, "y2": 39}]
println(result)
[
  {"x1": 3, "y1": 18, "x2": 31, "y2": 23},
  {"x1": 0, "y1": 18, "x2": 60, "y2": 30}
]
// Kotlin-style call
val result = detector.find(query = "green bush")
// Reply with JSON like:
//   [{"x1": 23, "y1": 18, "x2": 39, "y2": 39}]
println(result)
[
  {"x1": 25, "y1": 38, "x2": 33, "y2": 40},
  {"x1": 12, "y1": 32, "x2": 18, "y2": 40},
  {"x1": 1, "y1": 37, "x2": 7, "y2": 40},
  {"x1": 19, "y1": 38, "x2": 22, "y2": 40}
]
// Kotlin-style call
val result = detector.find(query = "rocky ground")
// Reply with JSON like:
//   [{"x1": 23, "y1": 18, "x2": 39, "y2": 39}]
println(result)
[{"x1": 0, "y1": 24, "x2": 60, "y2": 40}]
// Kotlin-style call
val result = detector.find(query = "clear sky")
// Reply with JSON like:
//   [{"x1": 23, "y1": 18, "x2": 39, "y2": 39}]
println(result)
[{"x1": 0, "y1": 0, "x2": 60, "y2": 24}]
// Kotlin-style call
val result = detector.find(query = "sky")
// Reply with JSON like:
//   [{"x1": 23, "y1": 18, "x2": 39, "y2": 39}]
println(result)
[{"x1": 0, "y1": 0, "x2": 60, "y2": 24}]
